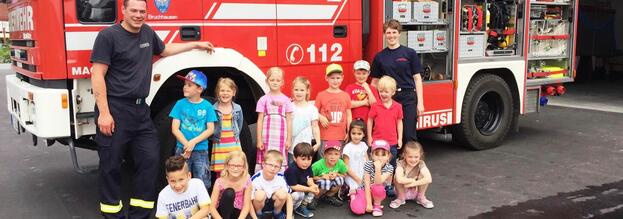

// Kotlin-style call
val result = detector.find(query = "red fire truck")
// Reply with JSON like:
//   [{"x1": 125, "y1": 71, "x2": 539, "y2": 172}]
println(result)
[{"x1": 6, "y1": 0, "x2": 578, "y2": 173}]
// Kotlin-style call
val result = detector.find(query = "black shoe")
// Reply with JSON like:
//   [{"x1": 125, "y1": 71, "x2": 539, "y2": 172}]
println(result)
[
  {"x1": 307, "y1": 199, "x2": 318, "y2": 210},
  {"x1": 322, "y1": 196, "x2": 344, "y2": 207},
  {"x1": 386, "y1": 185, "x2": 396, "y2": 197}
]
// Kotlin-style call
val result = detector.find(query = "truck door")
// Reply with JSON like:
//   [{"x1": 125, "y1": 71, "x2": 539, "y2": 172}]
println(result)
[{"x1": 276, "y1": 0, "x2": 356, "y2": 93}]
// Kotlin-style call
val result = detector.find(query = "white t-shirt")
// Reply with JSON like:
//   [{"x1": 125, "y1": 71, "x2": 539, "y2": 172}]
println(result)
[
  {"x1": 290, "y1": 102, "x2": 319, "y2": 153},
  {"x1": 251, "y1": 171, "x2": 291, "y2": 199},
  {"x1": 342, "y1": 141, "x2": 369, "y2": 190},
  {"x1": 156, "y1": 178, "x2": 211, "y2": 219}
]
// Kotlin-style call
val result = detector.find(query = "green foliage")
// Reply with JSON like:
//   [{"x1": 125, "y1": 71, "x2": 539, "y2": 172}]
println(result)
[{"x1": 0, "y1": 43, "x2": 10, "y2": 63}]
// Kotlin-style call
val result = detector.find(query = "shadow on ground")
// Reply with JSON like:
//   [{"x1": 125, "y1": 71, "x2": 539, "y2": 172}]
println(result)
[{"x1": 470, "y1": 180, "x2": 623, "y2": 219}]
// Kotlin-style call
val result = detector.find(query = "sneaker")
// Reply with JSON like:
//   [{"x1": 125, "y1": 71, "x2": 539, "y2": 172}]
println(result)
[
  {"x1": 417, "y1": 196, "x2": 435, "y2": 209},
  {"x1": 389, "y1": 199, "x2": 406, "y2": 209},
  {"x1": 372, "y1": 205, "x2": 383, "y2": 217},
  {"x1": 385, "y1": 185, "x2": 396, "y2": 197},
  {"x1": 321, "y1": 196, "x2": 344, "y2": 207},
  {"x1": 307, "y1": 198, "x2": 318, "y2": 210},
  {"x1": 295, "y1": 206, "x2": 314, "y2": 218},
  {"x1": 273, "y1": 211, "x2": 286, "y2": 219}
]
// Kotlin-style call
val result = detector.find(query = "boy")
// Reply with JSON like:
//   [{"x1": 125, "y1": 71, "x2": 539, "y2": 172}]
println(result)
[
  {"x1": 170, "y1": 70, "x2": 218, "y2": 190},
  {"x1": 311, "y1": 141, "x2": 348, "y2": 207},
  {"x1": 345, "y1": 60, "x2": 380, "y2": 123},
  {"x1": 367, "y1": 76, "x2": 403, "y2": 196},
  {"x1": 315, "y1": 63, "x2": 352, "y2": 155},
  {"x1": 284, "y1": 143, "x2": 320, "y2": 218},
  {"x1": 156, "y1": 156, "x2": 211, "y2": 219},
  {"x1": 251, "y1": 150, "x2": 293, "y2": 219}
]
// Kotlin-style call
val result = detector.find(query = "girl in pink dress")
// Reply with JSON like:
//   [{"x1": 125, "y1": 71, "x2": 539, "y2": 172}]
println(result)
[{"x1": 255, "y1": 67, "x2": 294, "y2": 172}]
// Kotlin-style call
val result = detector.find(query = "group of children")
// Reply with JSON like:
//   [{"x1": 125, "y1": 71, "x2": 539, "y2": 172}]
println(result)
[{"x1": 155, "y1": 62, "x2": 433, "y2": 218}]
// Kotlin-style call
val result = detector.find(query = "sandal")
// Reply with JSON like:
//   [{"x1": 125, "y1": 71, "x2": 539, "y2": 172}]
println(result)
[
  {"x1": 372, "y1": 205, "x2": 383, "y2": 217},
  {"x1": 389, "y1": 199, "x2": 406, "y2": 209},
  {"x1": 417, "y1": 196, "x2": 435, "y2": 209}
]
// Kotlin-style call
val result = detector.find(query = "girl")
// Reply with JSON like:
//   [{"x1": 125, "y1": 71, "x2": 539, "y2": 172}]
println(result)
[
  {"x1": 210, "y1": 151, "x2": 254, "y2": 219},
  {"x1": 389, "y1": 141, "x2": 434, "y2": 209},
  {"x1": 350, "y1": 140, "x2": 394, "y2": 216},
  {"x1": 256, "y1": 67, "x2": 294, "y2": 171},
  {"x1": 289, "y1": 76, "x2": 321, "y2": 164},
  {"x1": 212, "y1": 78, "x2": 244, "y2": 175},
  {"x1": 342, "y1": 120, "x2": 368, "y2": 196}
]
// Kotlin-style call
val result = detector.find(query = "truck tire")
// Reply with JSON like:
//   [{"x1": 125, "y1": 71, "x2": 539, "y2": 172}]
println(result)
[{"x1": 453, "y1": 74, "x2": 513, "y2": 150}]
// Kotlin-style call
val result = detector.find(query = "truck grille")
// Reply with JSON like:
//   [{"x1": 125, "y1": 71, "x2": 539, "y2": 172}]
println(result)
[
  {"x1": 11, "y1": 40, "x2": 35, "y2": 47},
  {"x1": 12, "y1": 60, "x2": 37, "y2": 72}
]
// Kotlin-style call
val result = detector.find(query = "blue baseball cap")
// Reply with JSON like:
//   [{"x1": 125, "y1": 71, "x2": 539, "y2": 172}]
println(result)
[{"x1": 177, "y1": 70, "x2": 208, "y2": 89}]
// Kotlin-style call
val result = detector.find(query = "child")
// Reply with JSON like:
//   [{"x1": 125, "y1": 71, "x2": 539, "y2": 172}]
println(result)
[
  {"x1": 284, "y1": 143, "x2": 319, "y2": 218},
  {"x1": 345, "y1": 60, "x2": 380, "y2": 123},
  {"x1": 211, "y1": 77, "x2": 244, "y2": 176},
  {"x1": 210, "y1": 151, "x2": 253, "y2": 219},
  {"x1": 389, "y1": 141, "x2": 434, "y2": 209},
  {"x1": 342, "y1": 120, "x2": 368, "y2": 196},
  {"x1": 256, "y1": 67, "x2": 294, "y2": 171},
  {"x1": 251, "y1": 150, "x2": 293, "y2": 219},
  {"x1": 290, "y1": 77, "x2": 321, "y2": 163},
  {"x1": 170, "y1": 70, "x2": 218, "y2": 190},
  {"x1": 350, "y1": 140, "x2": 394, "y2": 216},
  {"x1": 315, "y1": 63, "x2": 352, "y2": 156},
  {"x1": 367, "y1": 75, "x2": 403, "y2": 196},
  {"x1": 311, "y1": 141, "x2": 348, "y2": 207},
  {"x1": 156, "y1": 156, "x2": 211, "y2": 219},
  {"x1": 367, "y1": 75, "x2": 403, "y2": 167}
]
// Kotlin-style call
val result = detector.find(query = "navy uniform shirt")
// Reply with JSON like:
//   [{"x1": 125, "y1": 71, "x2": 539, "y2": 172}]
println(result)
[
  {"x1": 90, "y1": 23, "x2": 165, "y2": 99},
  {"x1": 370, "y1": 45, "x2": 422, "y2": 89}
]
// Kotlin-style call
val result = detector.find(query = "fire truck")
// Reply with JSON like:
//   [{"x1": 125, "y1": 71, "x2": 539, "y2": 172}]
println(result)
[{"x1": 6, "y1": 0, "x2": 578, "y2": 173}]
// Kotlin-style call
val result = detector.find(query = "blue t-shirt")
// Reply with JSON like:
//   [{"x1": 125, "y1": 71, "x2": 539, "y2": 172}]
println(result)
[
  {"x1": 169, "y1": 98, "x2": 217, "y2": 151},
  {"x1": 370, "y1": 45, "x2": 422, "y2": 89}
]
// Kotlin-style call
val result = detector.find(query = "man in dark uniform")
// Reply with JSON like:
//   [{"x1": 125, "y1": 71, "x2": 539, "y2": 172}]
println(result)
[
  {"x1": 90, "y1": 0, "x2": 214, "y2": 218},
  {"x1": 371, "y1": 19, "x2": 425, "y2": 145},
  {"x1": 370, "y1": 19, "x2": 425, "y2": 196}
]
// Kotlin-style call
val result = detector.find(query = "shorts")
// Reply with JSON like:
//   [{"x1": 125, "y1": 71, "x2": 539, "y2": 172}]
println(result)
[{"x1": 316, "y1": 176, "x2": 344, "y2": 190}]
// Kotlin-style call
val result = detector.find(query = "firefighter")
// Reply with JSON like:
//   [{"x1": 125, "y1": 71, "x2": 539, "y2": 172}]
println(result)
[
  {"x1": 370, "y1": 19, "x2": 425, "y2": 196},
  {"x1": 90, "y1": 0, "x2": 214, "y2": 218}
]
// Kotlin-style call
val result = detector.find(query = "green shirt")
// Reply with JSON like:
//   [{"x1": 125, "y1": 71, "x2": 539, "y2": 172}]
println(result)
[{"x1": 312, "y1": 159, "x2": 348, "y2": 176}]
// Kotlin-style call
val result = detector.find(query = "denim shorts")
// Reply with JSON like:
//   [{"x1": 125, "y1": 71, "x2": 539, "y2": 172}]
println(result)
[{"x1": 175, "y1": 148, "x2": 211, "y2": 189}]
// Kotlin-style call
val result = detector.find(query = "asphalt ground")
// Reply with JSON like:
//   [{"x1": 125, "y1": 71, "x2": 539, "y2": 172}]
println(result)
[{"x1": 1, "y1": 71, "x2": 622, "y2": 218}]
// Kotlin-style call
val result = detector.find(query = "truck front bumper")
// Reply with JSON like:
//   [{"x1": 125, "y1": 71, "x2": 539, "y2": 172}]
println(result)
[{"x1": 5, "y1": 74, "x2": 71, "y2": 139}]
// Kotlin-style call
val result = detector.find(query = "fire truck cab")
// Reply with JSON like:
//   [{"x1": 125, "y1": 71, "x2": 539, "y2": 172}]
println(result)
[{"x1": 5, "y1": 0, "x2": 578, "y2": 173}]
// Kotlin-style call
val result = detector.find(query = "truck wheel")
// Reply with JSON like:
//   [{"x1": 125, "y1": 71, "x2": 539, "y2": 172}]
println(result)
[
  {"x1": 153, "y1": 99, "x2": 256, "y2": 188},
  {"x1": 454, "y1": 74, "x2": 513, "y2": 150},
  {"x1": 153, "y1": 102, "x2": 176, "y2": 189}
]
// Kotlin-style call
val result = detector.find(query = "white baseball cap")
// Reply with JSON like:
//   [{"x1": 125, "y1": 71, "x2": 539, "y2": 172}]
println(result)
[{"x1": 353, "y1": 60, "x2": 370, "y2": 71}]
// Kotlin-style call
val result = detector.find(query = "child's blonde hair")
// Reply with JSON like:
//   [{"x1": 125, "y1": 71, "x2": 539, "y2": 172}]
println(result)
[
  {"x1": 215, "y1": 77, "x2": 238, "y2": 97},
  {"x1": 264, "y1": 150, "x2": 284, "y2": 164},
  {"x1": 377, "y1": 76, "x2": 397, "y2": 92},
  {"x1": 402, "y1": 141, "x2": 425, "y2": 161},
  {"x1": 266, "y1": 67, "x2": 285, "y2": 81},
  {"x1": 292, "y1": 76, "x2": 311, "y2": 100},
  {"x1": 220, "y1": 151, "x2": 249, "y2": 178}
]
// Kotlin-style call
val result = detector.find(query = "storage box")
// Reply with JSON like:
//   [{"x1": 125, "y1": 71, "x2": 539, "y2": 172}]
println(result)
[
  {"x1": 413, "y1": 1, "x2": 439, "y2": 23},
  {"x1": 433, "y1": 30, "x2": 447, "y2": 50},
  {"x1": 408, "y1": 31, "x2": 433, "y2": 51},
  {"x1": 393, "y1": 1, "x2": 412, "y2": 23},
  {"x1": 459, "y1": 34, "x2": 485, "y2": 57}
]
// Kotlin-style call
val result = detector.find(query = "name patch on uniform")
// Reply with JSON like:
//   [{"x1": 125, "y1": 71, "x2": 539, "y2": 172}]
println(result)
[{"x1": 140, "y1": 42, "x2": 150, "y2": 48}]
